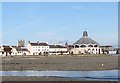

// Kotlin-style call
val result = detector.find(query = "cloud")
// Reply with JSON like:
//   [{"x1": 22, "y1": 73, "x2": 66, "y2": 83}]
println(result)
[
  {"x1": 72, "y1": 6, "x2": 108, "y2": 12},
  {"x1": 36, "y1": 32, "x2": 54, "y2": 37},
  {"x1": 35, "y1": 27, "x2": 69, "y2": 41},
  {"x1": 52, "y1": 27, "x2": 68, "y2": 33},
  {"x1": 72, "y1": 6, "x2": 85, "y2": 10},
  {"x1": 3, "y1": 22, "x2": 39, "y2": 35},
  {"x1": 36, "y1": 27, "x2": 68, "y2": 36}
]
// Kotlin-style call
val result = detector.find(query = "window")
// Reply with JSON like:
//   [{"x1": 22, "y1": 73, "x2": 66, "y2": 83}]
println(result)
[
  {"x1": 72, "y1": 46, "x2": 74, "y2": 48},
  {"x1": 80, "y1": 45, "x2": 86, "y2": 47},
  {"x1": 88, "y1": 45, "x2": 93, "y2": 47},
  {"x1": 94, "y1": 45, "x2": 98, "y2": 47},
  {"x1": 75, "y1": 45, "x2": 79, "y2": 48}
]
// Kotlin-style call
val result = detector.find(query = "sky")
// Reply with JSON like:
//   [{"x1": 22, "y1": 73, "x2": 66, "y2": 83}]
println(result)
[{"x1": 2, "y1": 2, "x2": 118, "y2": 47}]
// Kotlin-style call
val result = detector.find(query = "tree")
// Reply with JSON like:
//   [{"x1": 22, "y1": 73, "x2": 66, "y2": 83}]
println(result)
[
  {"x1": 3, "y1": 46, "x2": 12, "y2": 56},
  {"x1": 116, "y1": 49, "x2": 120, "y2": 54},
  {"x1": 60, "y1": 51, "x2": 63, "y2": 55}
]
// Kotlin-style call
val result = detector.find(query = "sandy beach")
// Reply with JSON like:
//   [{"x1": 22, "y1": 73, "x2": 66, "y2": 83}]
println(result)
[{"x1": 1, "y1": 54, "x2": 118, "y2": 71}]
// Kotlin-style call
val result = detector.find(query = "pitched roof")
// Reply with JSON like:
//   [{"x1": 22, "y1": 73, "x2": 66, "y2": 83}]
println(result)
[
  {"x1": 3, "y1": 46, "x2": 11, "y2": 48},
  {"x1": 15, "y1": 47, "x2": 28, "y2": 51},
  {"x1": 74, "y1": 31, "x2": 99, "y2": 45},
  {"x1": 30, "y1": 43, "x2": 48, "y2": 46},
  {"x1": 49, "y1": 45, "x2": 66, "y2": 48},
  {"x1": 100, "y1": 45, "x2": 112, "y2": 47}
]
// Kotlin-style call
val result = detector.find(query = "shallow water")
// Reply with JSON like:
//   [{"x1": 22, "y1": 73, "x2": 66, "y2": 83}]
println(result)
[{"x1": 1, "y1": 70, "x2": 118, "y2": 81}]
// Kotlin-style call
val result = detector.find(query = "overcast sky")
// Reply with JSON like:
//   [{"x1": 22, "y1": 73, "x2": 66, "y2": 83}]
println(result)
[{"x1": 2, "y1": 2, "x2": 118, "y2": 47}]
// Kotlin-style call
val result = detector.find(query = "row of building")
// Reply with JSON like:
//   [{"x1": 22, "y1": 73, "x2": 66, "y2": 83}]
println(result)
[
  {"x1": 0, "y1": 42, "x2": 69, "y2": 56},
  {"x1": 0, "y1": 31, "x2": 118, "y2": 56}
]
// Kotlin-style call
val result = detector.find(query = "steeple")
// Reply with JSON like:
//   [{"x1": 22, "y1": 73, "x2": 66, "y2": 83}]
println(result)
[{"x1": 83, "y1": 31, "x2": 88, "y2": 37}]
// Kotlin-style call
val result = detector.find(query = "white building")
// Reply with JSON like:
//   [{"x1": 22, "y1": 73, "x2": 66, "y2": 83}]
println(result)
[
  {"x1": 108, "y1": 50, "x2": 117, "y2": 55},
  {"x1": 27, "y1": 41, "x2": 49, "y2": 55},
  {"x1": 0, "y1": 46, "x2": 5, "y2": 57},
  {"x1": 11, "y1": 46, "x2": 30, "y2": 55},
  {"x1": 49, "y1": 45, "x2": 69, "y2": 55},
  {"x1": 71, "y1": 31, "x2": 102, "y2": 54}
]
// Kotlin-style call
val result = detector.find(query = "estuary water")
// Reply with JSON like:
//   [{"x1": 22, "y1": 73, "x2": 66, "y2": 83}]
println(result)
[{"x1": 0, "y1": 70, "x2": 119, "y2": 81}]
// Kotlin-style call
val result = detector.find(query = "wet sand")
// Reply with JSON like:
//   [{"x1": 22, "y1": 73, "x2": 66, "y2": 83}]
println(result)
[
  {"x1": 1, "y1": 76, "x2": 117, "y2": 82},
  {"x1": 1, "y1": 54, "x2": 118, "y2": 71},
  {"x1": 1, "y1": 54, "x2": 118, "y2": 81},
  {"x1": 2, "y1": 76, "x2": 80, "y2": 81}
]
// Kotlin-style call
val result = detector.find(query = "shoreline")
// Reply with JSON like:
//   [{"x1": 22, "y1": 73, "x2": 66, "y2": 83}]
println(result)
[
  {"x1": 2, "y1": 76, "x2": 118, "y2": 81},
  {"x1": 1, "y1": 55, "x2": 118, "y2": 81}
]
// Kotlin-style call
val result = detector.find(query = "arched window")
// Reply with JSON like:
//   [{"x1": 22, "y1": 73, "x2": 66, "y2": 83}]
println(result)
[
  {"x1": 80, "y1": 45, "x2": 86, "y2": 47},
  {"x1": 75, "y1": 45, "x2": 79, "y2": 48},
  {"x1": 88, "y1": 45, "x2": 93, "y2": 47},
  {"x1": 94, "y1": 45, "x2": 98, "y2": 47},
  {"x1": 72, "y1": 46, "x2": 74, "y2": 48}
]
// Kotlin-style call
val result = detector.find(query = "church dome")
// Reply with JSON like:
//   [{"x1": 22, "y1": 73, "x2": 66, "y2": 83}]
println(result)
[{"x1": 74, "y1": 31, "x2": 99, "y2": 45}]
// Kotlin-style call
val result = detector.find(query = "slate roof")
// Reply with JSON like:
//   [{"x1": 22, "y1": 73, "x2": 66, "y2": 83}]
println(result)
[
  {"x1": 15, "y1": 47, "x2": 28, "y2": 51},
  {"x1": 100, "y1": 45, "x2": 112, "y2": 47},
  {"x1": 49, "y1": 45, "x2": 66, "y2": 48},
  {"x1": 74, "y1": 31, "x2": 99, "y2": 45},
  {"x1": 30, "y1": 43, "x2": 48, "y2": 46}
]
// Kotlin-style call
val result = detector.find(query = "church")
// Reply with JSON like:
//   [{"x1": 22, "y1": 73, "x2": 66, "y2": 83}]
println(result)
[{"x1": 71, "y1": 31, "x2": 102, "y2": 54}]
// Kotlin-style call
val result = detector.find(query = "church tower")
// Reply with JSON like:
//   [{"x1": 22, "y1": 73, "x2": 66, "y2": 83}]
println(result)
[{"x1": 18, "y1": 39, "x2": 25, "y2": 47}]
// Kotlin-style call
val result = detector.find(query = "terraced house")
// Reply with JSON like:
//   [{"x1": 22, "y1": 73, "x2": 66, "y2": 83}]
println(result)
[
  {"x1": 27, "y1": 41, "x2": 49, "y2": 55},
  {"x1": 49, "y1": 45, "x2": 69, "y2": 55}
]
